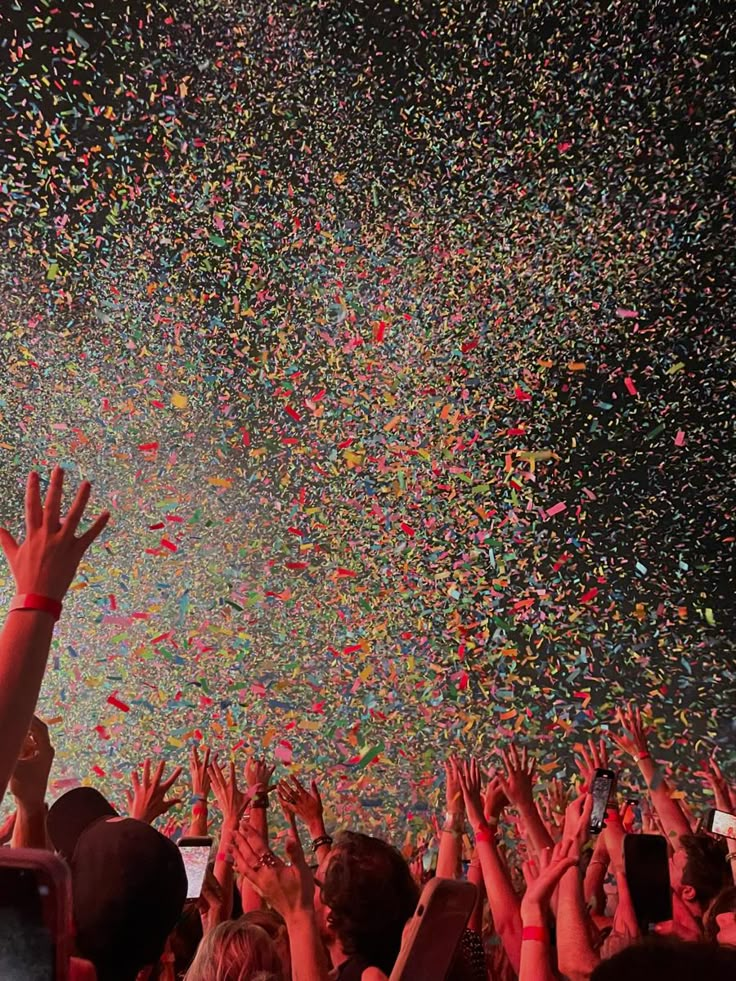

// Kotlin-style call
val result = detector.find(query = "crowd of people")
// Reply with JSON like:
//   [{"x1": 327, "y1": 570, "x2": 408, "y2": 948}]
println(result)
[{"x1": 0, "y1": 467, "x2": 735, "y2": 980}]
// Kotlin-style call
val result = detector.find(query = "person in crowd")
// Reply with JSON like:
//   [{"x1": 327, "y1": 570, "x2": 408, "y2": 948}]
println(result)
[
  {"x1": 184, "y1": 917, "x2": 284, "y2": 981},
  {"x1": 1, "y1": 468, "x2": 735, "y2": 981},
  {"x1": 47, "y1": 786, "x2": 187, "y2": 981}
]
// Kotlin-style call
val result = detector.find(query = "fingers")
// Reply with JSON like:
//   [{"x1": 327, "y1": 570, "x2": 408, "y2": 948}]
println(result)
[
  {"x1": 43, "y1": 466, "x2": 65, "y2": 530},
  {"x1": 131, "y1": 769, "x2": 141, "y2": 792},
  {"x1": 162, "y1": 766, "x2": 183, "y2": 793},
  {"x1": 143, "y1": 759, "x2": 151, "y2": 784},
  {"x1": 0, "y1": 528, "x2": 19, "y2": 566},
  {"x1": 76, "y1": 510, "x2": 111, "y2": 552},
  {"x1": 25, "y1": 470, "x2": 43, "y2": 530},
  {"x1": 62, "y1": 480, "x2": 91, "y2": 538},
  {"x1": 312, "y1": 780, "x2": 322, "y2": 805}
]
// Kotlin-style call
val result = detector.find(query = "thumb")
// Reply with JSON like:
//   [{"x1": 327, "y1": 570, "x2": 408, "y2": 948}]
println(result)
[
  {"x1": 0, "y1": 528, "x2": 18, "y2": 564},
  {"x1": 312, "y1": 780, "x2": 322, "y2": 804}
]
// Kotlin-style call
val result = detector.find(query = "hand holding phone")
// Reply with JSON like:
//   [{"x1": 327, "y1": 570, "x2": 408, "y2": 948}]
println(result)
[
  {"x1": 178, "y1": 836, "x2": 213, "y2": 899},
  {"x1": 589, "y1": 768, "x2": 616, "y2": 834},
  {"x1": 706, "y1": 808, "x2": 736, "y2": 840},
  {"x1": 623, "y1": 833, "x2": 672, "y2": 929},
  {"x1": 0, "y1": 848, "x2": 73, "y2": 980}
]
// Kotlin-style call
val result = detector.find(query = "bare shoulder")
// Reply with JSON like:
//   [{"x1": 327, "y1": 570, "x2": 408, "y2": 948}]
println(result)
[{"x1": 361, "y1": 969, "x2": 389, "y2": 981}]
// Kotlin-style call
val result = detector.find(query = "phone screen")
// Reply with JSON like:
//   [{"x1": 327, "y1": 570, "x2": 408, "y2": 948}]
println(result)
[
  {"x1": 179, "y1": 843, "x2": 211, "y2": 899},
  {"x1": 589, "y1": 768, "x2": 615, "y2": 834},
  {"x1": 0, "y1": 865, "x2": 55, "y2": 979},
  {"x1": 709, "y1": 809, "x2": 736, "y2": 840},
  {"x1": 624, "y1": 833, "x2": 672, "y2": 928}
]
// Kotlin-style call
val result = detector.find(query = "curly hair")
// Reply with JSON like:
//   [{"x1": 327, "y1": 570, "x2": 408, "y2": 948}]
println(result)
[
  {"x1": 680, "y1": 834, "x2": 729, "y2": 908},
  {"x1": 321, "y1": 831, "x2": 420, "y2": 973}
]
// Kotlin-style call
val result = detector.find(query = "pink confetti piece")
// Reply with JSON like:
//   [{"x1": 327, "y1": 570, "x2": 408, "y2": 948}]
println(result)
[
  {"x1": 284, "y1": 405, "x2": 301, "y2": 422},
  {"x1": 546, "y1": 502, "x2": 567, "y2": 517},
  {"x1": 580, "y1": 587, "x2": 599, "y2": 603},
  {"x1": 675, "y1": 430, "x2": 685, "y2": 446},
  {"x1": 624, "y1": 377, "x2": 638, "y2": 395},
  {"x1": 616, "y1": 308, "x2": 639, "y2": 318},
  {"x1": 107, "y1": 695, "x2": 130, "y2": 712}
]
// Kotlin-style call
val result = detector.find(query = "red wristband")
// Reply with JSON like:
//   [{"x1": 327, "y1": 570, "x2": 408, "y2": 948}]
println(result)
[
  {"x1": 216, "y1": 851, "x2": 233, "y2": 864},
  {"x1": 522, "y1": 925, "x2": 548, "y2": 943},
  {"x1": 474, "y1": 826, "x2": 493, "y2": 844},
  {"x1": 10, "y1": 593, "x2": 63, "y2": 622},
  {"x1": 638, "y1": 752, "x2": 651, "y2": 761},
  {"x1": 192, "y1": 803, "x2": 207, "y2": 817}
]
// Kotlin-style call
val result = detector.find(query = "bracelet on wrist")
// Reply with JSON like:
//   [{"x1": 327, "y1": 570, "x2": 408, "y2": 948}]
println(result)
[
  {"x1": 251, "y1": 793, "x2": 269, "y2": 809},
  {"x1": 474, "y1": 825, "x2": 493, "y2": 844},
  {"x1": 637, "y1": 752, "x2": 651, "y2": 761},
  {"x1": 192, "y1": 803, "x2": 207, "y2": 817},
  {"x1": 522, "y1": 925, "x2": 549, "y2": 943},
  {"x1": 312, "y1": 834, "x2": 333, "y2": 851},
  {"x1": 9, "y1": 593, "x2": 63, "y2": 622}
]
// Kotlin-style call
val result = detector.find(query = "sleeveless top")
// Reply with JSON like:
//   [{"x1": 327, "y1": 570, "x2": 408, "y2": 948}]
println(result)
[{"x1": 334, "y1": 954, "x2": 375, "y2": 981}]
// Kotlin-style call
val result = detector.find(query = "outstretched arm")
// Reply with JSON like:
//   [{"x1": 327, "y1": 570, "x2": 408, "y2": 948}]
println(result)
[
  {"x1": 459, "y1": 758, "x2": 523, "y2": 974},
  {"x1": 610, "y1": 704, "x2": 690, "y2": 846},
  {"x1": 0, "y1": 468, "x2": 109, "y2": 803}
]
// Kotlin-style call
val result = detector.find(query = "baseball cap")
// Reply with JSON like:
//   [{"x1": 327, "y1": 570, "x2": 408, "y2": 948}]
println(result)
[{"x1": 47, "y1": 788, "x2": 186, "y2": 981}]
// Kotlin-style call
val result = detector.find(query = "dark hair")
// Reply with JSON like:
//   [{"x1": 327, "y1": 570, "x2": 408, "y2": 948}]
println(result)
[
  {"x1": 590, "y1": 938, "x2": 736, "y2": 981},
  {"x1": 322, "y1": 831, "x2": 419, "y2": 973},
  {"x1": 706, "y1": 885, "x2": 736, "y2": 941},
  {"x1": 681, "y1": 834, "x2": 729, "y2": 907}
]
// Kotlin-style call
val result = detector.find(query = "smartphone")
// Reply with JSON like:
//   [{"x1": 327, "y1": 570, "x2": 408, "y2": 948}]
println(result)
[
  {"x1": 706, "y1": 808, "x2": 736, "y2": 840},
  {"x1": 178, "y1": 836, "x2": 213, "y2": 900},
  {"x1": 0, "y1": 848, "x2": 73, "y2": 980},
  {"x1": 624, "y1": 833, "x2": 672, "y2": 929},
  {"x1": 589, "y1": 768, "x2": 616, "y2": 834},
  {"x1": 389, "y1": 878, "x2": 477, "y2": 981}
]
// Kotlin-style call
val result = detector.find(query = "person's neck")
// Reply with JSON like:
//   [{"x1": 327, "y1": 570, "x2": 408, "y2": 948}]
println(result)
[{"x1": 328, "y1": 937, "x2": 349, "y2": 968}]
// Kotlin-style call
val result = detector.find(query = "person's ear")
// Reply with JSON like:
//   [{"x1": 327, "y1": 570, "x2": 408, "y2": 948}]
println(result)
[{"x1": 680, "y1": 883, "x2": 697, "y2": 903}]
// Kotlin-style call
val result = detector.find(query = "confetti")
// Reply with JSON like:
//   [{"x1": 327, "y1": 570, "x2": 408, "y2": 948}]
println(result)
[{"x1": 0, "y1": 0, "x2": 731, "y2": 832}]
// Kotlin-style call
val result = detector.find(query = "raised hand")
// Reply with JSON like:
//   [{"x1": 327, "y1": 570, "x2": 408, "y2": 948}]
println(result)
[
  {"x1": 457, "y1": 757, "x2": 486, "y2": 832},
  {"x1": 574, "y1": 738, "x2": 610, "y2": 792},
  {"x1": 498, "y1": 743, "x2": 536, "y2": 808},
  {"x1": 10, "y1": 716, "x2": 55, "y2": 808},
  {"x1": 445, "y1": 755, "x2": 464, "y2": 816},
  {"x1": 540, "y1": 777, "x2": 568, "y2": 833},
  {"x1": 562, "y1": 794, "x2": 594, "y2": 853},
  {"x1": 610, "y1": 703, "x2": 650, "y2": 761},
  {"x1": 278, "y1": 775, "x2": 324, "y2": 828},
  {"x1": 0, "y1": 467, "x2": 110, "y2": 602},
  {"x1": 233, "y1": 815, "x2": 315, "y2": 917},
  {"x1": 126, "y1": 759, "x2": 183, "y2": 825},
  {"x1": 189, "y1": 744, "x2": 213, "y2": 800},
  {"x1": 244, "y1": 756, "x2": 276, "y2": 799},
  {"x1": 695, "y1": 754, "x2": 735, "y2": 812},
  {"x1": 209, "y1": 759, "x2": 250, "y2": 826},
  {"x1": 520, "y1": 837, "x2": 578, "y2": 920},
  {"x1": 484, "y1": 774, "x2": 509, "y2": 824}
]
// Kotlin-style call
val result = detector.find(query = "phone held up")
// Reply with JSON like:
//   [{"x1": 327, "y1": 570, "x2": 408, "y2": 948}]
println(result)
[
  {"x1": 178, "y1": 836, "x2": 213, "y2": 900},
  {"x1": 624, "y1": 833, "x2": 672, "y2": 930},
  {"x1": 706, "y1": 808, "x2": 736, "y2": 841},
  {"x1": 589, "y1": 767, "x2": 616, "y2": 834},
  {"x1": 0, "y1": 848, "x2": 73, "y2": 981},
  {"x1": 389, "y1": 878, "x2": 477, "y2": 981}
]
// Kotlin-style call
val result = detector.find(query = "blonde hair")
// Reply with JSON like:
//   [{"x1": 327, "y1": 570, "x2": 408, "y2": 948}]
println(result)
[{"x1": 185, "y1": 919, "x2": 283, "y2": 981}]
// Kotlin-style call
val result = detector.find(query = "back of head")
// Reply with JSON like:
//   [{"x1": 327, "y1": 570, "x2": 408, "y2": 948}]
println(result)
[
  {"x1": 323, "y1": 831, "x2": 420, "y2": 973},
  {"x1": 590, "y1": 937, "x2": 736, "y2": 981},
  {"x1": 680, "y1": 834, "x2": 729, "y2": 908},
  {"x1": 185, "y1": 919, "x2": 283, "y2": 981},
  {"x1": 71, "y1": 820, "x2": 186, "y2": 979}
]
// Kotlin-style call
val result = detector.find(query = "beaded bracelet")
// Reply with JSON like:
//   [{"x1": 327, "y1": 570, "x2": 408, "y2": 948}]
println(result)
[{"x1": 312, "y1": 834, "x2": 333, "y2": 851}]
